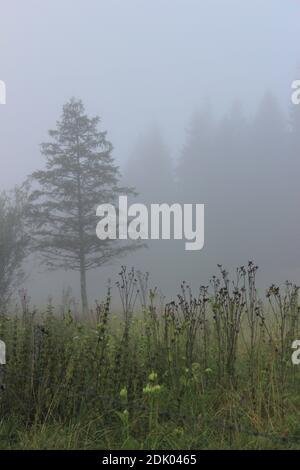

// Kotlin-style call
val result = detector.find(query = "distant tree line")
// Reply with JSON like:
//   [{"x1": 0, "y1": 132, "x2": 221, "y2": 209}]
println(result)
[
  {"x1": 0, "y1": 93, "x2": 299, "y2": 313},
  {"x1": 126, "y1": 92, "x2": 299, "y2": 277}
]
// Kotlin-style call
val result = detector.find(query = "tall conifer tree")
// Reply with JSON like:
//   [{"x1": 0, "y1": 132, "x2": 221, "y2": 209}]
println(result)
[{"x1": 28, "y1": 98, "x2": 136, "y2": 314}]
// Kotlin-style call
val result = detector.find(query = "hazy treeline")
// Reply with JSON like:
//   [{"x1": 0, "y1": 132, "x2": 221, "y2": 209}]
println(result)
[
  {"x1": 123, "y1": 92, "x2": 299, "y2": 296},
  {"x1": 1, "y1": 93, "x2": 299, "y2": 308}
]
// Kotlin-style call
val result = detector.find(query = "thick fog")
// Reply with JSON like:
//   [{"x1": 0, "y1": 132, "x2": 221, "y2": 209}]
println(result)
[{"x1": 0, "y1": 0, "x2": 299, "y2": 308}]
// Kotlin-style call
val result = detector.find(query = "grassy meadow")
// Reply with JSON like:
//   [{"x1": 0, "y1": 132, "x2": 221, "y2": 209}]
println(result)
[{"x1": 0, "y1": 263, "x2": 300, "y2": 450}]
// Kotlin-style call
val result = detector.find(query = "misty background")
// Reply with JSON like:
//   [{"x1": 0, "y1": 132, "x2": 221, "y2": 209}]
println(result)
[{"x1": 0, "y1": 0, "x2": 299, "y2": 307}]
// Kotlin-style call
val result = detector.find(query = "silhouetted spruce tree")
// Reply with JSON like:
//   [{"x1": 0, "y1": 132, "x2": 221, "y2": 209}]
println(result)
[
  {"x1": 176, "y1": 104, "x2": 215, "y2": 202},
  {"x1": 287, "y1": 96, "x2": 300, "y2": 263},
  {"x1": 28, "y1": 98, "x2": 136, "y2": 315},
  {"x1": 125, "y1": 127, "x2": 175, "y2": 202}
]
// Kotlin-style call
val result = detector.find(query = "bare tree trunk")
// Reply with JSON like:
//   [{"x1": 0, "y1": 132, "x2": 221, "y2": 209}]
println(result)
[
  {"x1": 80, "y1": 252, "x2": 89, "y2": 316},
  {"x1": 76, "y1": 132, "x2": 89, "y2": 316}
]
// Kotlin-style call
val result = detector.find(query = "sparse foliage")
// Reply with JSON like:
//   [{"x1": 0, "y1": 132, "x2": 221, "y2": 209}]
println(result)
[
  {"x1": 0, "y1": 186, "x2": 29, "y2": 311},
  {"x1": 27, "y1": 99, "x2": 138, "y2": 314}
]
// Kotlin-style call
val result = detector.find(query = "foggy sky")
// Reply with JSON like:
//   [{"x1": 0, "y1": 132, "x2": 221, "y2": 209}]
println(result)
[{"x1": 0, "y1": 1, "x2": 300, "y2": 306}]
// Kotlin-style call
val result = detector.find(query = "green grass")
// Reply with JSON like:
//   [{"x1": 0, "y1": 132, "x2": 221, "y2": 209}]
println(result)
[{"x1": 0, "y1": 264, "x2": 300, "y2": 450}]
